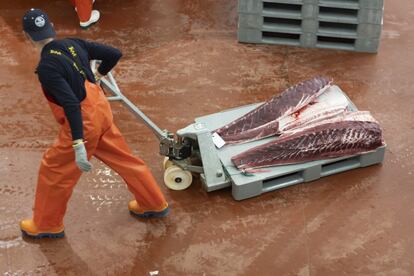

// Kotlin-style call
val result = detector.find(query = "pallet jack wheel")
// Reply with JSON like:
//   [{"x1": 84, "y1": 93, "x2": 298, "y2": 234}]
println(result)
[
  {"x1": 162, "y1": 157, "x2": 174, "y2": 170},
  {"x1": 163, "y1": 165, "x2": 192, "y2": 190}
]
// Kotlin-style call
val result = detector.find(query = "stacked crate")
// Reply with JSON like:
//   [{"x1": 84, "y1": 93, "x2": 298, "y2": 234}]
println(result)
[{"x1": 238, "y1": 0, "x2": 384, "y2": 53}]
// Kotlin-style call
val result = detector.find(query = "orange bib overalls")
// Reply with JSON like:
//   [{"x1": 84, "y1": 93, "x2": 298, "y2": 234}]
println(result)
[{"x1": 33, "y1": 58, "x2": 167, "y2": 229}]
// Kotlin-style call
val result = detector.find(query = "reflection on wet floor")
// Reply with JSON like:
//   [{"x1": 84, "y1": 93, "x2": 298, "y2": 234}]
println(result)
[
  {"x1": 85, "y1": 162, "x2": 127, "y2": 212},
  {"x1": 1, "y1": 0, "x2": 414, "y2": 275}
]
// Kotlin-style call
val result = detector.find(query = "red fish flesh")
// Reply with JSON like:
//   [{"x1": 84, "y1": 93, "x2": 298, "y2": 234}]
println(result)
[
  {"x1": 231, "y1": 112, "x2": 384, "y2": 169},
  {"x1": 214, "y1": 76, "x2": 332, "y2": 144},
  {"x1": 277, "y1": 85, "x2": 349, "y2": 134}
]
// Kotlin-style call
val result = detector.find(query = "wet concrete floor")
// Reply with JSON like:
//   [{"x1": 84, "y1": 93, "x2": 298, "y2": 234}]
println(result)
[{"x1": 1, "y1": 0, "x2": 414, "y2": 275}]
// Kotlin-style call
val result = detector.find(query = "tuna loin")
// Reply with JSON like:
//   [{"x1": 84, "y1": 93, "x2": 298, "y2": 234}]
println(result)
[
  {"x1": 214, "y1": 76, "x2": 332, "y2": 144},
  {"x1": 277, "y1": 85, "x2": 349, "y2": 134},
  {"x1": 231, "y1": 112, "x2": 384, "y2": 169}
]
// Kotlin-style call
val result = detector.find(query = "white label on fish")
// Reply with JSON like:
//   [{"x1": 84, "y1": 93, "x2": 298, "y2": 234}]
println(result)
[{"x1": 212, "y1": 132, "x2": 226, "y2": 148}]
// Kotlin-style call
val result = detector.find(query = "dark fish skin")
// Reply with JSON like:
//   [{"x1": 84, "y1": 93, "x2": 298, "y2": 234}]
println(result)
[
  {"x1": 231, "y1": 121, "x2": 384, "y2": 169},
  {"x1": 215, "y1": 76, "x2": 332, "y2": 144}
]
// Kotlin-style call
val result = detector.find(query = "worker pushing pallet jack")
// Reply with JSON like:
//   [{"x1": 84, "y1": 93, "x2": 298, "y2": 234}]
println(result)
[{"x1": 21, "y1": 9, "x2": 169, "y2": 239}]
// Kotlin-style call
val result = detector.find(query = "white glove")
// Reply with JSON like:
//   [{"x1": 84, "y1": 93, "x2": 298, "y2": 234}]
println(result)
[{"x1": 73, "y1": 141, "x2": 92, "y2": 172}]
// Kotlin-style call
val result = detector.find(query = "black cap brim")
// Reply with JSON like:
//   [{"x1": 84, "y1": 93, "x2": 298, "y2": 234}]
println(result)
[{"x1": 29, "y1": 23, "x2": 56, "y2": 41}]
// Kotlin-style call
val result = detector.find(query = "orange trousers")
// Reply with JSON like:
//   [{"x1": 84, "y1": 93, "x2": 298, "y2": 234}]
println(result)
[
  {"x1": 33, "y1": 80, "x2": 167, "y2": 229},
  {"x1": 69, "y1": 0, "x2": 93, "y2": 22}
]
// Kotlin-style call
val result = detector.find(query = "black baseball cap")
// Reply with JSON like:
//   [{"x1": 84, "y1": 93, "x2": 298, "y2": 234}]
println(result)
[{"x1": 22, "y1": 8, "x2": 56, "y2": 41}]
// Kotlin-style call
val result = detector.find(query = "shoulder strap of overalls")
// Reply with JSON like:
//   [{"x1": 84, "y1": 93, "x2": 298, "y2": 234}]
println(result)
[{"x1": 48, "y1": 47, "x2": 88, "y2": 80}]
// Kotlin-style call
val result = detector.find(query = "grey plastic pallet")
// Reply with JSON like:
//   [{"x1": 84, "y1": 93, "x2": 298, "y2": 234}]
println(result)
[
  {"x1": 238, "y1": 27, "x2": 310, "y2": 48},
  {"x1": 318, "y1": 6, "x2": 383, "y2": 25},
  {"x1": 238, "y1": 27, "x2": 380, "y2": 52},
  {"x1": 318, "y1": 0, "x2": 384, "y2": 10},
  {"x1": 239, "y1": 13, "x2": 318, "y2": 33},
  {"x1": 239, "y1": 0, "x2": 384, "y2": 24},
  {"x1": 239, "y1": 0, "x2": 384, "y2": 12},
  {"x1": 239, "y1": 0, "x2": 319, "y2": 20},
  {"x1": 194, "y1": 85, "x2": 386, "y2": 200},
  {"x1": 226, "y1": 144, "x2": 386, "y2": 201},
  {"x1": 316, "y1": 36, "x2": 380, "y2": 52},
  {"x1": 237, "y1": 0, "x2": 383, "y2": 52},
  {"x1": 238, "y1": 14, "x2": 382, "y2": 39},
  {"x1": 317, "y1": 21, "x2": 382, "y2": 39}
]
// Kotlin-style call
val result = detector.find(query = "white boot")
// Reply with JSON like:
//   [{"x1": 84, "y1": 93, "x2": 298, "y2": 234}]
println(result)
[{"x1": 80, "y1": 10, "x2": 100, "y2": 29}]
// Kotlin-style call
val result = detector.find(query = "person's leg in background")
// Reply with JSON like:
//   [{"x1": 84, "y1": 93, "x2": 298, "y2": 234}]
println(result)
[
  {"x1": 94, "y1": 124, "x2": 169, "y2": 218},
  {"x1": 69, "y1": 0, "x2": 100, "y2": 29}
]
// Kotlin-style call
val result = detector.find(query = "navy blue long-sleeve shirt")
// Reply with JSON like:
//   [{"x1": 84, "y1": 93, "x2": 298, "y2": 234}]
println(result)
[{"x1": 36, "y1": 38, "x2": 122, "y2": 140}]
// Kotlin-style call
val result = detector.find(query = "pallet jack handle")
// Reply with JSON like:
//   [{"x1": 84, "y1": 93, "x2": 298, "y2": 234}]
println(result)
[
  {"x1": 93, "y1": 61, "x2": 169, "y2": 141},
  {"x1": 92, "y1": 61, "x2": 191, "y2": 160}
]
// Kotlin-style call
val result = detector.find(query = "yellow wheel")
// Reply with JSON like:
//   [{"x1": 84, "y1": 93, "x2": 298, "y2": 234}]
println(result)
[
  {"x1": 163, "y1": 157, "x2": 174, "y2": 170},
  {"x1": 163, "y1": 165, "x2": 193, "y2": 190}
]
